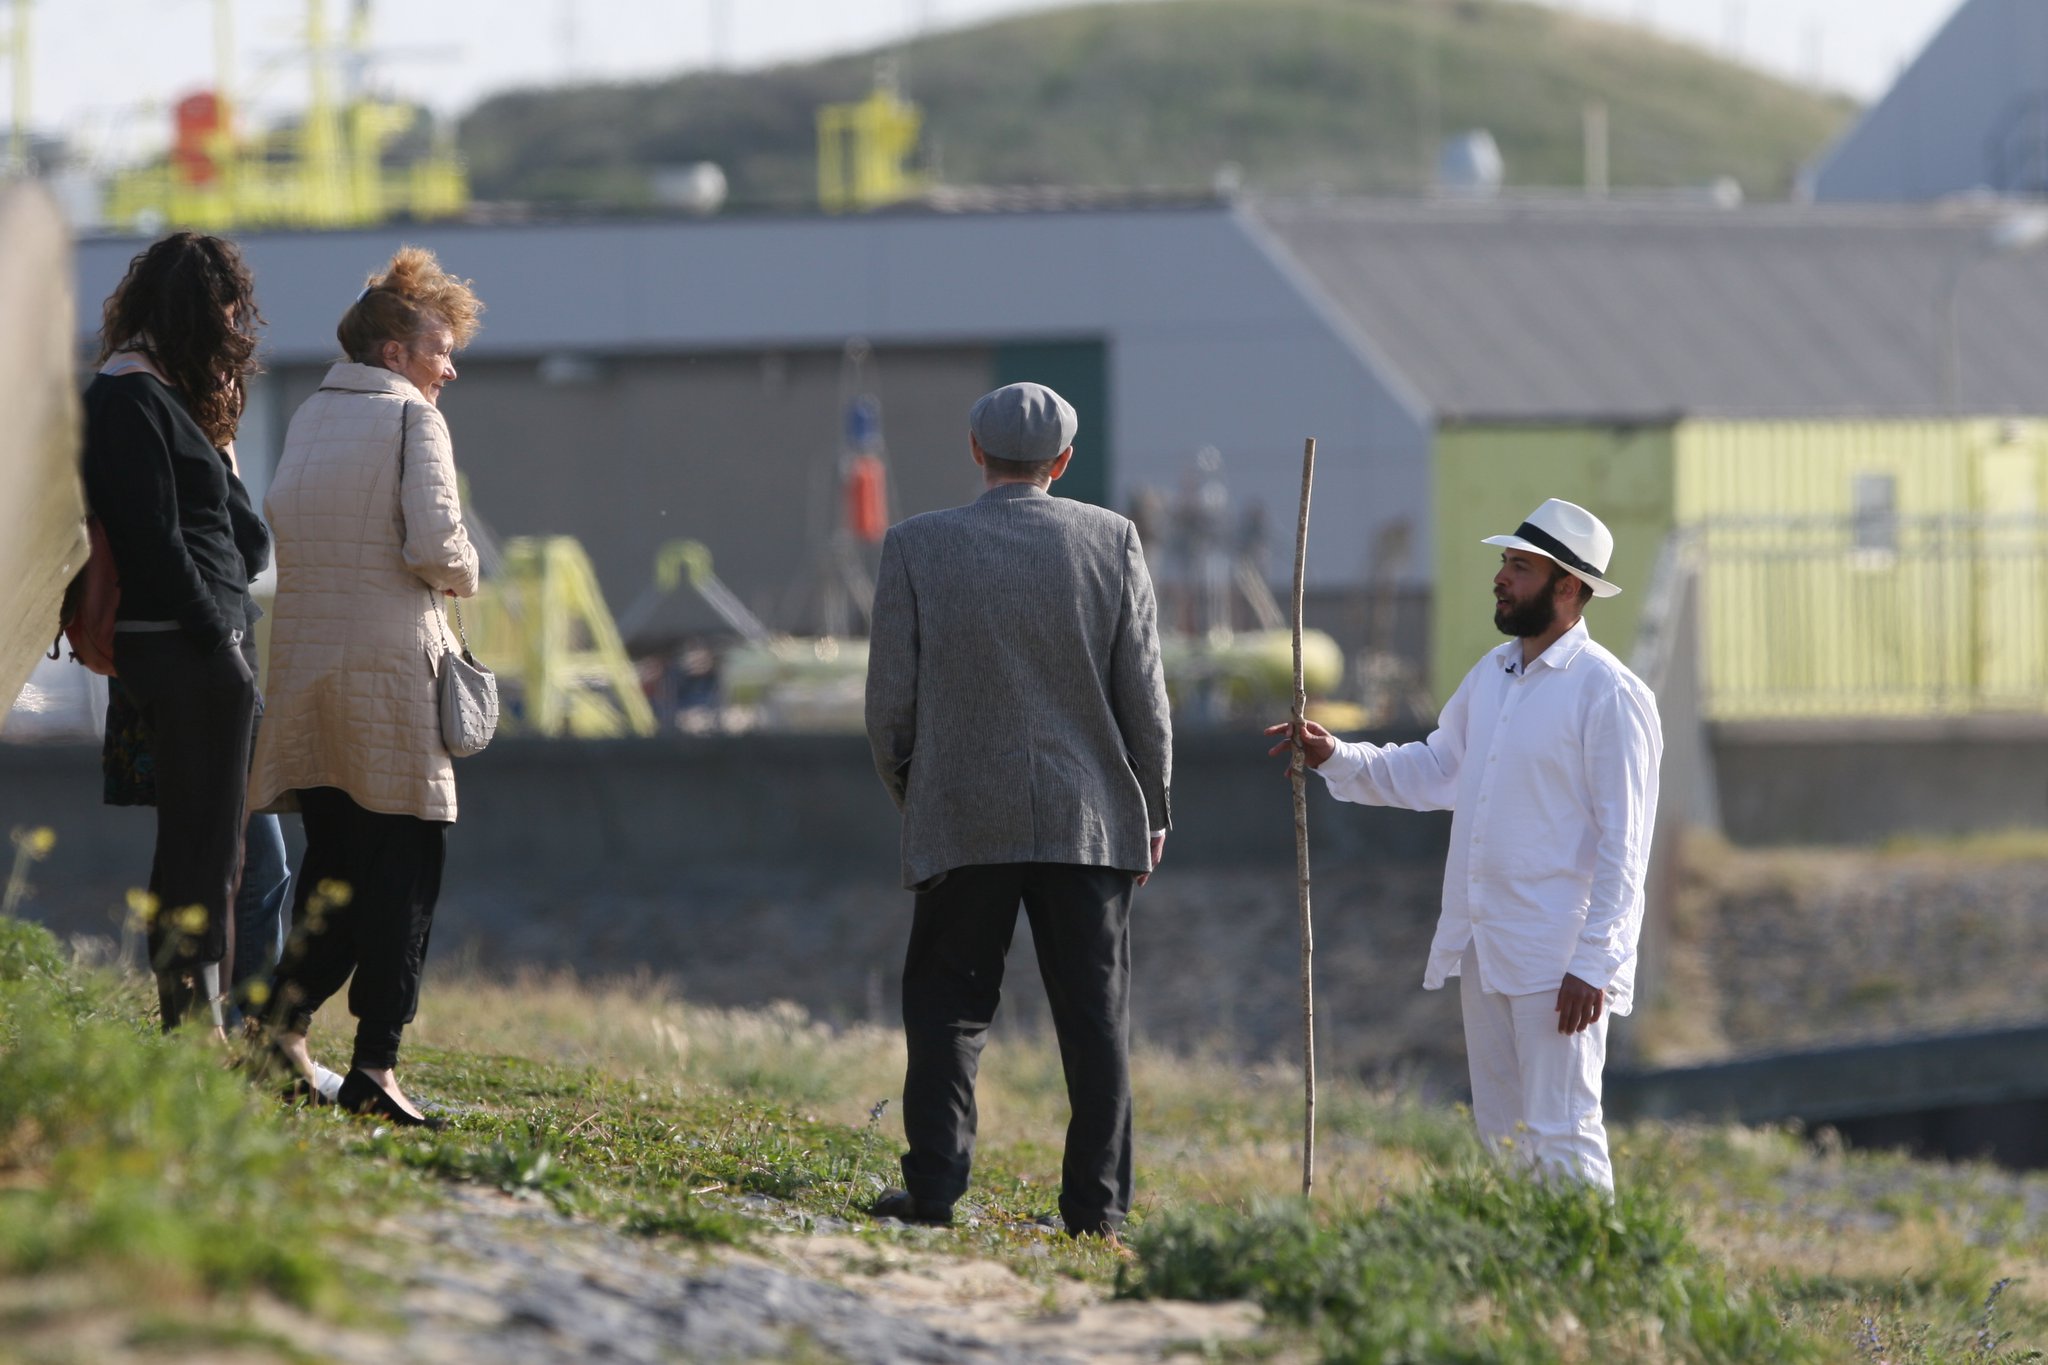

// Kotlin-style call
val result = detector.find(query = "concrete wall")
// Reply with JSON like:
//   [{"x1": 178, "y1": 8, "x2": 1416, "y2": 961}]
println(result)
[
  {"x1": 1711, "y1": 716, "x2": 2048, "y2": 845},
  {"x1": 0, "y1": 732, "x2": 1470, "y2": 1083},
  {"x1": 0, "y1": 731, "x2": 1449, "y2": 898},
  {"x1": 1611, "y1": 1025, "x2": 2048, "y2": 1169}
]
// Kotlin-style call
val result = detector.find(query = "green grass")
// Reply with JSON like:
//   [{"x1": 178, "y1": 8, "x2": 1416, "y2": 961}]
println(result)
[
  {"x1": 0, "y1": 919, "x2": 381, "y2": 1312},
  {"x1": 5, "y1": 913, "x2": 2048, "y2": 1362},
  {"x1": 377, "y1": 1044, "x2": 1132, "y2": 1280},
  {"x1": 459, "y1": 0, "x2": 1855, "y2": 209}
]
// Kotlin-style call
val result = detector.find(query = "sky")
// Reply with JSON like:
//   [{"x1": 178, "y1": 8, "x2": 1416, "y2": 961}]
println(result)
[{"x1": 9, "y1": 0, "x2": 1963, "y2": 162}]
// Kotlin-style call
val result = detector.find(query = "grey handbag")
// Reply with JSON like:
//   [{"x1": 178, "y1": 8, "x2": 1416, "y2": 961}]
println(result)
[
  {"x1": 435, "y1": 598, "x2": 497, "y2": 757},
  {"x1": 395, "y1": 398, "x2": 497, "y2": 756}
]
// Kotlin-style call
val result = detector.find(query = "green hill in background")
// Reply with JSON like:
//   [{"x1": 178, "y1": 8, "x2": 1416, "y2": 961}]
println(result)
[{"x1": 459, "y1": 0, "x2": 1857, "y2": 210}]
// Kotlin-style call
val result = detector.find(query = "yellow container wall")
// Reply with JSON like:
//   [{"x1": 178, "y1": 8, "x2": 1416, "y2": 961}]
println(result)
[
  {"x1": 1674, "y1": 420, "x2": 1974, "y2": 521},
  {"x1": 1432, "y1": 424, "x2": 1676, "y2": 701},
  {"x1": 1677, "y1": 420, "x2": 2048, "y2": 719}
]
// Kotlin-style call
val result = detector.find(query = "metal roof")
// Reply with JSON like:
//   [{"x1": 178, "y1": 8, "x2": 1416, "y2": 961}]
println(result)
[{"x1": 1253, "y1": 197, "x2": 2048, "y2": 422}]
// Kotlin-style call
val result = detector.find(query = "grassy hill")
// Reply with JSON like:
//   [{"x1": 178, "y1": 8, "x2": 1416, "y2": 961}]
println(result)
[{"x1": 459, "y1": 0, "x2": 1858, "y2": 211}]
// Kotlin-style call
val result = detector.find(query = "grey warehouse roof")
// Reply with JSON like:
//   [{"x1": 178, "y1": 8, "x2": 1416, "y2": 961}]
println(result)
[{"x1": 1253, "y1": 197, "x2": 2048, "y2": 422}]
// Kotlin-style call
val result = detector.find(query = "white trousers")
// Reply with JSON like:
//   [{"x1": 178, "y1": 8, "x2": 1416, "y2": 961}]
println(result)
[{"x1": 1457, "y1": 947, "x2": 1613, "y2": 1193}]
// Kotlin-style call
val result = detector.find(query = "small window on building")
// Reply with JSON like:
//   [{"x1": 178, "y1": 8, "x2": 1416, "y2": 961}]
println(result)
[{"x1": 1851, "y1": 472, "x2": 1898, "y2": 558}]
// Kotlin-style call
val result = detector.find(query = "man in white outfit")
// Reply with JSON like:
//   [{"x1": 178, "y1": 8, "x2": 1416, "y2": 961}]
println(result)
[{"x1": 1269, "y1": 499, "x2": 1661, "y2": 1191}]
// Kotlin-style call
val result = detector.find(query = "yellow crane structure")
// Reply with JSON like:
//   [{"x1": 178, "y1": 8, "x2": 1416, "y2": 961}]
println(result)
[
  {"x1": 817, "y1": 65, "x2": 926, "y2": 213},
  {"x1": 102, "y1": 0, "x2": 466, "y2": 233}
]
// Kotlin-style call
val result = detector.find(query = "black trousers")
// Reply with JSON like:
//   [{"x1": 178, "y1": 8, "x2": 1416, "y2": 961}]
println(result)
[
  {"x1": 112, "y1": 631, "x2": 256, "y2": 1020},
  {"x1": 269, "y1": 787, "x2": 447, "y2": 1071},
  {"x1": 900, "y1": 862, "x2": 1136, "y2": 1232}
]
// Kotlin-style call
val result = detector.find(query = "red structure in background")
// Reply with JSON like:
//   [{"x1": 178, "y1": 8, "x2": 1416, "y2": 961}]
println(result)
[
  {"x1": 844, "y1": 454, "x2": 889, "y2": 544},
  {"x1": 171, "y1": 92, "x2": 226, "y2": 186}
]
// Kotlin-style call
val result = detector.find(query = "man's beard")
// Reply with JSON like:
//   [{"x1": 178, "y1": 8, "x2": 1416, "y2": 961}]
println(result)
[{"x1": 1494, "y1": 587, "x2": 1559, "y2": 638}]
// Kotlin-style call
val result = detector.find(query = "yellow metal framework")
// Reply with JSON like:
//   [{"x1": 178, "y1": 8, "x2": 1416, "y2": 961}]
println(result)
[
  {"x1": 103, "y1": 0, "x2": 466, "y2": 233},
  {"x1": 464, "y1": 537, "x2": 656, "y2": 739},
  {"x1": 817, "y1": 74, "x2": 925, "y2": 213}
]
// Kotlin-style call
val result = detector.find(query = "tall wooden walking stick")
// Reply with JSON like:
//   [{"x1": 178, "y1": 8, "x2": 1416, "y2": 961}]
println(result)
[{"x1": 1290, "y1": 437, "x2": 1318, "y2": 1197}]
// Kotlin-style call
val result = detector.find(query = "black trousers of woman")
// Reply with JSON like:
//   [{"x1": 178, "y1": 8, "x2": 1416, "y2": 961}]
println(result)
[
  {"x1": 112, "y1": 631, "x2": 257, "y2": 1029},
  {"x1": 269, "y1": 787, "x2": 446, "y2": 1071}
]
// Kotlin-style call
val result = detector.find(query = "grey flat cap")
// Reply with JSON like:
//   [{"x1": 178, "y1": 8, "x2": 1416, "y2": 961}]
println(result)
[{"x1": 970, "y1": 382, "x2": 1078, "y2": 464}]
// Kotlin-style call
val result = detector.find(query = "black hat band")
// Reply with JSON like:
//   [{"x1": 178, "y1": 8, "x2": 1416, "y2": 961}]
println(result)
[{"x1": 1513, "y1": 521, "x2": 1604, "y2": 579}]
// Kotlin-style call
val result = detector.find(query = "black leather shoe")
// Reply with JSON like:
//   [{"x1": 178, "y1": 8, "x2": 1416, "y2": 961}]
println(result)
[
  {"x1": 1060, "y1": 1211, "x2": 1122, "y2": 1239},
  {"x1": 335, "y1": 1070, "x2": 444, "y2": 1130},
  {"x1": 870, "y1": 1189, "x2": 954, "y2": 1226}
]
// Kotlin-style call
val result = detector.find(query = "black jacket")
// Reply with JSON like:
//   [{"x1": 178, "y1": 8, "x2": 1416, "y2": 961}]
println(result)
[{"x1": 80, "y1": 372, "x2": 262, "y2": 652}]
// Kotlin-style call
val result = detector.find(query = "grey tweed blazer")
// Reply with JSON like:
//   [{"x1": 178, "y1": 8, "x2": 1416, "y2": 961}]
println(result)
[{"x1": 865, "y1": 482, "x2": 1173, "y2": 890}]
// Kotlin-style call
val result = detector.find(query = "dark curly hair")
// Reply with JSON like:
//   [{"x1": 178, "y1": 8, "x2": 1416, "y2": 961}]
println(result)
[{"x1": 96, "y1": 232, "x2": 263, "y2": 448}]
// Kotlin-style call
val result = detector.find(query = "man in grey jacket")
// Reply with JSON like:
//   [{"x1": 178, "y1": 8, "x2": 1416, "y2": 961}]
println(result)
[{"x1": 864, "y1": 382, "x2": 1172, "y2": 1239}]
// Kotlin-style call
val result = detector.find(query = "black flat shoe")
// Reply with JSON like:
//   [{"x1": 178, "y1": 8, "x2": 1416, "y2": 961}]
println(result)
[
  {"x1": 870, "y1": 1189, "x2": 954, "y2": 1226},
  {"x1": 335, "y1": 1070, "x2": 444, "y2": 1130}
]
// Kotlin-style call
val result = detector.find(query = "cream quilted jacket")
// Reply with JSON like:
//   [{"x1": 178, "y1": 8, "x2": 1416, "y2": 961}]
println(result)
[{"x1": 249, "y1": 363, "x2": 480, "y2": 822}]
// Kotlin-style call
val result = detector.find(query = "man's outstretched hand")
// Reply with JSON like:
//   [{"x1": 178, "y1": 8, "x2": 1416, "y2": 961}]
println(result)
[
  {"x1": 1264, "y1": 719, "x2": 1336, "y2": 770},
  {"x1": 1555, "y1": 974, "x2": 1604, "y2": 1034}
]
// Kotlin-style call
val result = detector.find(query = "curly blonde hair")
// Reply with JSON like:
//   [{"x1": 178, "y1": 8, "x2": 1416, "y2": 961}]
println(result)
[{"x1": 336, "y1": 245, "x2": 482, "y2": 363}]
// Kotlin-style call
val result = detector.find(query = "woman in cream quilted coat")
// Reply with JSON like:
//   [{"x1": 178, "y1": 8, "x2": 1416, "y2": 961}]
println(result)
[{"x1": 250, "y1": 246, "x2": 481, "y2": 1127}]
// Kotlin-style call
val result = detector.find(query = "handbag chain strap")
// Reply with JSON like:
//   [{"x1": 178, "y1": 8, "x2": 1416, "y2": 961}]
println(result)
[
  {"x1": 397, "y1": 398, "x2": 471, "y2": 659},
  {"x1": 447, "y1": 598, "x2": 471, "y2": 654}
]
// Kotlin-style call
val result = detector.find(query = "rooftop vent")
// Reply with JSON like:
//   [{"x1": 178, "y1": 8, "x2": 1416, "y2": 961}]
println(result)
[{"x1": 1436, "y1": 130, "x2": 1503, "y2": 198}]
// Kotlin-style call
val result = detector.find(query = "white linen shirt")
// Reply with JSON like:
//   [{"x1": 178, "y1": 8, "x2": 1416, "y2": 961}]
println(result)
[{"x1": 1316, "y1": 619, "x2": 1662, "y2": 1013}]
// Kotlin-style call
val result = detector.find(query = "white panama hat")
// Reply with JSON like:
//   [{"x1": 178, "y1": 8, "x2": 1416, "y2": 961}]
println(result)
[{"x1": 1481, "y1": 498, "x2": 1623, "y2": 598}]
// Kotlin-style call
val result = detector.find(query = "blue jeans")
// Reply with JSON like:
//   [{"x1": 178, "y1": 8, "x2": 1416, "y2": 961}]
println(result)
[{"x1": 225, "y1": 812, "x2": 291, "y2": 1029}]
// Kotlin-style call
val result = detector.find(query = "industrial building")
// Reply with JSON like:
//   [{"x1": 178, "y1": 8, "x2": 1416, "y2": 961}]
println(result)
[
  {"x1": 1257, "y1": 198, "x2": 2048, "y2": 715},
  {"x1": 69, "y1": 191, "x2": 2048, "y2": 726},
  {"x1": 72, "y1": 201, "x2": 1424, "y2": 620}
]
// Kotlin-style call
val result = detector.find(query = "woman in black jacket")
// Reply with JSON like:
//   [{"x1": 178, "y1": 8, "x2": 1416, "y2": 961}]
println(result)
[{"x1": 81, "y1": 232, "x2": 267, "y2": 1033}]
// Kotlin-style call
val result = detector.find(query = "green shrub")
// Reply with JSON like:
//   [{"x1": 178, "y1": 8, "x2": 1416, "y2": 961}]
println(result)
[
  {"x1": 0, "y1": 915, "x2": 66, "y2": 984},
  {"x1": 1125, "y1": 1162, "x2": 1809, "y2": 1364}
]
